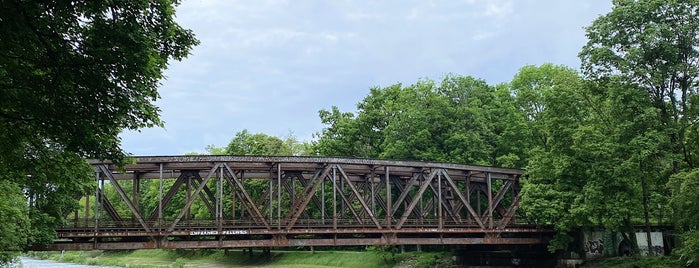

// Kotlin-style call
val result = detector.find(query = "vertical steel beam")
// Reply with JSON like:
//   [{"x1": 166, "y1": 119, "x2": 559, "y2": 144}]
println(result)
[
  {"x1": 465, "y1": 173, "x2": 470, "y2": 222},
  {"x1": 133, "y1": 172, "x2": 140, "y2": 215},
  {"x1": 218, "y1": 167, "x2": 223, "y2": 230},
  {"x1": 84, "y1": 193, "x2": 90, "y2": 227},
  {"x1": 94, "y1": 171, "x2": 99, "y2": 234},
  {"x1": 438, "y1": 173, "x2": 443, "y2": 229},
  {"x1": 158, "y1": 163, "x2": 163, "y2": 229},
  {"x1": 232, "y1": 182, "x2": 236, "y2": 221},
  {"x1": 277, "y1": 164, "x2": 281, "y2": 229},
  {"x1": 427, "y1": 183, "x2": 460, "y2": 224},
  {"x1": 370, "y1": 168, "x2": 376, "y2": 215},
  {"x1": 185, "y1": 175, "x2": 191, "y2": 223},
  {"x1": 482, "y1": 180, "x2": 512, "y2": 222},
  {"x1": 321, "y1": 174, "x2": 326, "y2": 225},
  {"x1": 332, "y1": 166, "x2": 337, "y2": 229},
  {"x1": 385, "y1": 166, "x2": 391, "y2": 229},
  {"x1": 340, "y1": 172, "x2": 345, "y2": 218},
  {"x1": 269, "y1": 175, "x2": 273, "y2": 224},
  {"x1": 487, "y1": 173, "x2": 493, "y2": 229}
]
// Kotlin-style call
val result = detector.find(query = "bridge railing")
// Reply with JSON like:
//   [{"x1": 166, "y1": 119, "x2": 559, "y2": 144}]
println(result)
[{"x1": 59, "y1": 217, "x2": 531, "y2": 235}]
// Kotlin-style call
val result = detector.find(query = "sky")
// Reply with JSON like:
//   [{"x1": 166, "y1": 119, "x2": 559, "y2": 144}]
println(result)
[{"x1": 120, "y1": 0, "x2": 614, "y2": 156}]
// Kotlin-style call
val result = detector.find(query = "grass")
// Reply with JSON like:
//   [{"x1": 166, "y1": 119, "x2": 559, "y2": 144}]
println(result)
[
  {"x1": 25, "y1": 248, "x2": 449, "y2": 268},
  {"x1": 582, "y1": 256, "x2": 687, "y2": 268}
]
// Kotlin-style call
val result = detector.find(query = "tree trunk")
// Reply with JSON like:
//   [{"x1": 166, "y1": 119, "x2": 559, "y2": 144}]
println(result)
[{"x1": 640, "y1": 175, "x2": 653, "y2": 255}]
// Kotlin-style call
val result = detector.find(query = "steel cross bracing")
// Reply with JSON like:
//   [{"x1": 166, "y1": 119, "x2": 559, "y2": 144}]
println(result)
[{"x1": 48, "y1": 156, "x2": 552, "y2": 251}]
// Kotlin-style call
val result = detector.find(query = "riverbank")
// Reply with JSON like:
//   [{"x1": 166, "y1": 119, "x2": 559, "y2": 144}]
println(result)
[
  {"x1": 581, "y1": 256, "x2": 685, "y2": 268},
  {"x1": 27, "y1": 248, "x2": 451, "y2": 268}
]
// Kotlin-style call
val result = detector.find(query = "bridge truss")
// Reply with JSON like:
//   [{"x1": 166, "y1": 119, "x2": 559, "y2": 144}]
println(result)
[{"x1": 50, "y1": 156, "x2": 551, "y2": 250}]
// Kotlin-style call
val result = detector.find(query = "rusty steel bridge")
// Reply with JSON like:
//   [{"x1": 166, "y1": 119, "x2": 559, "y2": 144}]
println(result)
[{"x1": 48, "y1": 156, "x2": 552, "y2": 250}]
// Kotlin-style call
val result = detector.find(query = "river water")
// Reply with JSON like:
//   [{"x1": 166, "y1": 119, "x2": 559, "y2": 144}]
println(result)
[{"x1": 16, "y1": 257, "x2": 119, "y2": 268}]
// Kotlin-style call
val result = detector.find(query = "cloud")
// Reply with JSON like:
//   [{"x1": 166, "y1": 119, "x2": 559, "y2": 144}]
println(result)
[
  {"x1": 483, "y1": 0, "x2": 514, "y2": 19},
  {"x1": 120, "y1": 0, "x2": 613, "y2": 155}
]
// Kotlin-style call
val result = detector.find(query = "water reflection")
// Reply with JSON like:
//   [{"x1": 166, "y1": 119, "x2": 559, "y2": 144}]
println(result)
[{"x1": 18, "y1": 257, "x2": 120, "y2": 268}]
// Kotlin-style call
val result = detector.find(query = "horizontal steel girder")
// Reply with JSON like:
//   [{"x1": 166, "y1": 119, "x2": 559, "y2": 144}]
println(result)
[{"x1": 44, "y1": 236, "x2": 548, "y2": 251}]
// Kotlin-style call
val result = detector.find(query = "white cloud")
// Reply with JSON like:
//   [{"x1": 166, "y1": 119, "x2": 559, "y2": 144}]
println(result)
[
  {"x1": 120, "y1": 0, "x2": 613, "y2": 155},
  {"x1": 483, "y1": 0, "x2": 514, "y2": 18}
]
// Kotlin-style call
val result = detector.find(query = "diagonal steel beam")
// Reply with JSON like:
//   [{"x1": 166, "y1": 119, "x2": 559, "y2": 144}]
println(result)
[
  {"x1": 222, "y1": 173, "x2": 261, "y2": 225},
  {"x1": 221, "y1": 172, "x2": 262, "y2": 225},
  {"x1": 497, "y1": 194, "x2": 522, "y2": 229},
  {"x1": 98, "y1": 165, "x2": 151, "y2": 232},
  {"x1": 293, "y1": 172, "x2": 330, "y2": 220},
  {"x1": 395, "y1": 169, "x2": 438, "y2": 229},
  {"x1": 284, "y1": 168, "x2": 323, "y2": 222},
  {"x1": 167, "y1": 163, "x2": 221, "y2": 232},
  {"x1": 334, "y1": 179, "x2": 363, "y2": 224},
  {"x1": 452, "y1": 182, "x2": 483, "y2": 219},
  {"x1": 285, "y1": 165, "x2": 332, "y2": 229},
  {"x1": 391, "y1": 172, "x2": 421, "y2": 216},
  {"x1": 336, "y1": 166, "x2": 382, "y2": 228},
  {"x1": 279, "y1": 173, "x2": 311, "y2": 219},
  {"x1": 481, "y1": 180, "x2": 512, "y2": 222},
  {"x1": 96, "y1": 188, "x2": 122, "y2": 222},
  {"x1": 148, "y1": 174, "x2": 186, "y2": 220},
  {"x1": 373, "y1": 176, "x2": 388, "y2": 215},
  {"x1": 190, "y1": 177, "x2": 217, "y2": 218},
  {"x1": 390, "y1": 175, "x2": 422, "y2": 219},
  {"x1": 222, "y1": 163, "x2": 271, "y2": 229},
  {"x1": 441, "y1": 170, "x2": 485, "y2": 229},
  {"x1": 427, "y1": 181, "x2": 461, "y2": 224}
]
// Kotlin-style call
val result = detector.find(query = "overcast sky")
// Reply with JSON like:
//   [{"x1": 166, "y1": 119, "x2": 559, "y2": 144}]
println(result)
[{"x1": 119, "y1": 0, "x2": 613, "y2": 156}]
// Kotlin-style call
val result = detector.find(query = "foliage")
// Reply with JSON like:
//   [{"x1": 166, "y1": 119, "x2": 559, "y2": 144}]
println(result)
[
  {"x1": 0, "y1": 0, "x2": 198, "y2": 259},
  {"x1": 0, "y1": 0, "x2": 198, "y2": 162},
  {"x1": 668, "y1": 169, "x2": 699, "y2": 262},
  {"x1": 520, "y1": 65, "x2": 672, "y2": 252},
  {"x1": 201, "y1": 130, "x2": 310, "y2": 156},
  {"x1": 224, "y1": 129, "x2": 307, "y2": 156},
  {"x1": 577, "y1": 0, "x2": 699, "y2": 255},
  {"x1": 314, "y1": 75, "x2": 527, "y2": 167},
  {"x1": 580, "y1": 0, "x2": 699, "y2": 171},
  {"x1": 0, "y1": 180, "x2": 29, "y2": 266},
  {"x1": 582, "y1": 256, "x2": 684, "y2": 268}
]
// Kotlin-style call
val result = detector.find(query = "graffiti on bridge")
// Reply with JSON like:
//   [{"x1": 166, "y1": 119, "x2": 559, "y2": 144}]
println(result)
[{"x1": 584, "y1": 239, "x2": 604, "y2": 255}]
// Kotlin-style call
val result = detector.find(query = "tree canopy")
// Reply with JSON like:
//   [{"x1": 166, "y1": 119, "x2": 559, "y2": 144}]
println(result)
[
  {"x1": 0, "y1": 0, "x2": 197, "y2": 264},
  {"x1": 314, "y1": 75, "x2": 528, "y2": 167}
]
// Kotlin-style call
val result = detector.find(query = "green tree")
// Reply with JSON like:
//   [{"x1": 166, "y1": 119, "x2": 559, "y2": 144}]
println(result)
[
  {"x1": 512, "y1": 65, "x2": 668, "y2": 250},
  {"x1": 579, "y1": 0, "x2": 699, "y2": 255},
  {"x1": 668, "y1": 169, "x2": 699, "y2": 262},
  {"x1": 0, "y1": 180, "x2": 29, "y2": 264},
  {"x1": 315, "y1": 75, "x2": 527, "y2": 166},
  {"x1": 580, "y1": 0, "x2": 699, "y2": 171},
  {"x1": 0, "y1": 0, "x2": 197, "y2": 262},
  {"x1": 224, "y1": 129, "x2": 308, "y2": 156},
  {"x1": 516, "y1": 64, "x2": 668, "y2": 253},
  {"x1": 515, "y1": 64, "x2": 592, "y2": 251}
]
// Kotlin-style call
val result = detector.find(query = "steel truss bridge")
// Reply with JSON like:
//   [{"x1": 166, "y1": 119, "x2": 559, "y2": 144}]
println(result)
[{"x1": 47, "y1": 156, "x2": 552, "y2": 250}]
